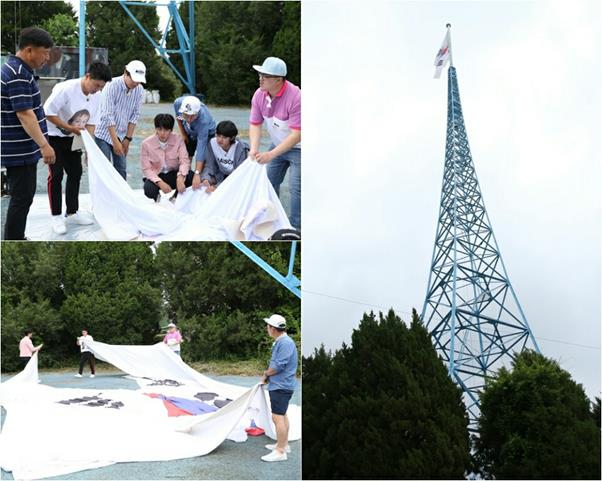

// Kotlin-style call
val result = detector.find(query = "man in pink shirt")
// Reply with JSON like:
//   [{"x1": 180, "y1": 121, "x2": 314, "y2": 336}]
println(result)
[
  {"x1": 249, "y1": 57, "x2": 301, "y2": 230},
  {"x1": 19, "y1": 330, "x2": 43, "y2": 367},
  {"x1": 140, "y1": 113, "x2": 193, "y2": 201}
]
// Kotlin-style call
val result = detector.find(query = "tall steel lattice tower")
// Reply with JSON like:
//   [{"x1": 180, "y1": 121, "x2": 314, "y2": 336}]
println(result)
[{"x1": 422, "y1": 25, "x2": 540, "y2": 429}]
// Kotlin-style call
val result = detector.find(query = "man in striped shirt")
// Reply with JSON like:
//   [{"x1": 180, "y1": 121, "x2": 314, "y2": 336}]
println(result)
[
  {"x1": 94, "y1": 60, "x2": 146, "y2": 180},
  {"x1": 1, "y1": 27, "x2": 56, "y2": 240}
]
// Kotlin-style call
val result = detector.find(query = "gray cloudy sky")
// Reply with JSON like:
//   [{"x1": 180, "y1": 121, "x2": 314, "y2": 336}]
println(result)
[{"x1": 302, "y1": 0, "x2": 601, "y2": 400}]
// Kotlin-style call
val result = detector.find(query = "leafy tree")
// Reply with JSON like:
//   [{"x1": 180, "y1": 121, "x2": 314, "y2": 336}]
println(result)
[
  {"x1": 1, "y1": 242, "x2": 300, "y2": 372},
  {"x1": 166, "y1": 1, "x2": 300, "y2": 104},
  {"x1": 474, "y1": 350, "x2": 601, "y2": 479},
  {"x1": 1, "y1": 298, "x2": 64, "y2": 371},
  {"x1": 1, "y1": 1, "x2": 74, "y2": 53},
  {"x1": 303, "y1": 309, "x2": 470, "y2": 479},
  {"x1": 592, "y1": 397, "x2": 601, "y2": 429},
  {"x1": 155, "y1": 242, "x2": 300, "y2": 364},
  {"x1": 42, "y1": 13, "x2": 78, "y2": 47}
]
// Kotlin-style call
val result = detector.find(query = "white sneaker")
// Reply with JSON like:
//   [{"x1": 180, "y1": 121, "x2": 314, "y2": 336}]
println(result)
[
  {"x1": 52, "y1": 215, "x2": 67, "y2": 235},
  {"x1": 89, "y1": 374, "x2": 95, "y2": 378},
  {"x1": 65, "y1": 211, "x2": 94, "y2": 225},
  {"x1": 265, "y1": 444, "x2": 291, "y2": 453},
  {"x1": 261, "y1": 450, "x2": 287, "y2": 462},
  {"x1": 75, "y1": 374, "x2": 83, "y2": 378}
]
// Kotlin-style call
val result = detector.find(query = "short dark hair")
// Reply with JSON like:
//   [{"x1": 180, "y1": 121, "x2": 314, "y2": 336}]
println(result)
[
  {"x1": 88, "y1": 62, "x2": 112, "y2": 82},
  {"x1": 24, "y1": 329, "x2": 33, "y2": 336},
  {"x1": 216, "y1": 120, "x2": 238, "y2": 139},
  {"x1": 154, "y1": 113, "x2": 175, "y2": 130},
  {"x1": 18, "y1": 27, "x2": 53, "y2": 50}
]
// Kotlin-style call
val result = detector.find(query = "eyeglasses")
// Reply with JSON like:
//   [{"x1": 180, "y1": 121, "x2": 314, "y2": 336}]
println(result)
[{"x1": 258, "y1": 73, "x2": 279, "y2": 79}]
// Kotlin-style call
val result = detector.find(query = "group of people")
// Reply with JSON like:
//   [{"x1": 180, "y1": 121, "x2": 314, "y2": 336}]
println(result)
[
  {"x1": 1, "y1": 26, "x2": 301, "y2": 240},
  {"x1": 16, "y1": 314, "x2": 297, "y2": 463}
]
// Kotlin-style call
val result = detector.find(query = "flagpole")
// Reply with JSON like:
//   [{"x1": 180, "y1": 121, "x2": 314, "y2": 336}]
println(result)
[{"x1": 446, "y1": 23, "x2": 453, "y2": 67}]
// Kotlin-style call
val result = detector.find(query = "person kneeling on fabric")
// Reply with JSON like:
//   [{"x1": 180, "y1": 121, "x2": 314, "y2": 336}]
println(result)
[
  {"x1": 201, "y1": 120, "x2": 249, "y2": 193},
  {"x1": 140, "y1": 113, "x2": 193, "y2": 201}
]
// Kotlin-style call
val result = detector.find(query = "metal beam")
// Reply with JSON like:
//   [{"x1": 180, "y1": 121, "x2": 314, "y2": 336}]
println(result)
[
  {"x1": 78, "y1": 0, "x2": 196, "y2": 94},
  {"x1": 231, "y1": 241, "x2": 301, "y2": 298}
]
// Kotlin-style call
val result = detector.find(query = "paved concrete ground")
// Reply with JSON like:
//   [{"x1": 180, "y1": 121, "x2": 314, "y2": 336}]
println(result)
[{"x1": 0, "y1": 371, "x2": 301, "y2": 480}]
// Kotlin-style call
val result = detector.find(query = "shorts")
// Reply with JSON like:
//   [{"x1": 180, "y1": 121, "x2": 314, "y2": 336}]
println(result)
[{"x1": 269, "y1": 389, "x2": 294, "y2": 415}]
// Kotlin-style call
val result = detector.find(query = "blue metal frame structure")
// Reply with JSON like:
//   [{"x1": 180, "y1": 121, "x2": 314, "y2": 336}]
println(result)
[
  {"x1": 231, "y1": 242, "x2": 301, "y2": 299},
  {"x1": 79, "y1": 0, "x2": 196, "y2": 94},
  {"x1": 421, "y1": 27, "x2": 539, "y2": 430}
]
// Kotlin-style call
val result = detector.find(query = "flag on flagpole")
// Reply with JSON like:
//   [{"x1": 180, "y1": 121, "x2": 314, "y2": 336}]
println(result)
[{"x1": 434, "y1": 30, "x2": 451, "y2": 79}]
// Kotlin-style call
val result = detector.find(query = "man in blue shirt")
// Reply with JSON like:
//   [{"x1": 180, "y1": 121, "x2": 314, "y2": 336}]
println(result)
[
  {"x1": 261, "y1": 314, "x2": 298, "y2": 462},
  {"x1": 173, "y1": 95, "x2": 216, "y2": 190},
  {"x1": 1, "y1": 27, "x2": 56, "y2": 240}
]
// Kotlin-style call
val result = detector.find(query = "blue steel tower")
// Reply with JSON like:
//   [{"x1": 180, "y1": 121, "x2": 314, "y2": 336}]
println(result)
[{"x1": 421, "y1": 26, "x2": 540, "y2": 429}]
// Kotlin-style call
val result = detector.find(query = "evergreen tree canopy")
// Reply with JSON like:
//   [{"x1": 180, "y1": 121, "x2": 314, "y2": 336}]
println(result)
[
  {"x1": 168, "y1": 1, "x2": 300, "y2": 104},
  {"x1": 1, "y1": 1, "x2": 74, "y2": 53},
  {"x1": 1, "y1": 242, "x2": 299, "y2": 372},
  {"x1": 474, "y1": 350, "x2": 601, "y2": 480},
  {"x1": 303, "y1": 309, "x2": 470, "y2": 479}
]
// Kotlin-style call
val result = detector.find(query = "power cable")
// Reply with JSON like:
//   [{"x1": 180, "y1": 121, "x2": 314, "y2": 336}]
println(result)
[{"x1": 301, "y1": 288, "x2": 601, "y2": 352}]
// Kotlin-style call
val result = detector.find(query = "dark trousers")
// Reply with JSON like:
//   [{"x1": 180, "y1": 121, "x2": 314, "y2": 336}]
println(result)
[
  {"x1": 47, "y1": 136, "x2": 82, "y2": 216},
  {"x1": 185, "y1": 131, "x2": 214, "y2": 160},
  {"x1": 143, "y1": 170, "x2": 193, "y2": 201},
  {"x1": 20, "y1": 356, "x2": 32, "y2": 368},
  {"x1": 4, "y1": 163, "x2": 37, "y2": 240},
  {"x1": 79, "y1": 351, "x2": 96, "y2": 375}
]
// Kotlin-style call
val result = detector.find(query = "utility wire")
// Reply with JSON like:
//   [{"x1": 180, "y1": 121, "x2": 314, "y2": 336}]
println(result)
[{"x1": 301, "y1": 288, "x2": 601, "y2": 352}]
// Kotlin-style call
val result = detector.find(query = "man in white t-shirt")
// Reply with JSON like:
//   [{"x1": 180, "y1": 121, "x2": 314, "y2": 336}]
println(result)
[
  {"x1": 75, "y1": 329, "x2": 96, "y2": 378},
  {"x1": 44, "y1": 62, "x2": 112, "y2": 235}
]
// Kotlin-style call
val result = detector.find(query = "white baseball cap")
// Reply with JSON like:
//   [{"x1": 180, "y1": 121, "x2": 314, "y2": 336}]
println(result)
[
  {"x1": 253, "y1": 57, "x2": 287, "y2": 77},
  {"x1": 264, "y1": 314, "x2": 286, "y2": 329},
  {"x1": 178, "y1": 96, "x2": 202, "y2": 115},
  {"x1": 167, "y1": 323, "x2": 177, "y2": 328},
  {"x1": 125, "y1": 60, "x2": 147, "y2": 83}
]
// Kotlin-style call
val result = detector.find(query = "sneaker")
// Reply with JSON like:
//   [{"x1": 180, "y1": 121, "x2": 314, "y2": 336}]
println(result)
[
  {"x1": 65, "y1": 211, "x2": 94, "y2": 225},
  {"x1": 261, "y1": 450, "x2": 287, "y2": 462},
  {"x1": 265, "y1": 444, "x2": 291, "y2": 453},
  {"x1": 52, "y1": 215, "x2": 67, "y2": 235},
  {"x1": 75, "y1": 374, "x2": 83, "y2": 378},
  {"x1": 90, "y1": 374, "x2": 95, "y2": 378}
]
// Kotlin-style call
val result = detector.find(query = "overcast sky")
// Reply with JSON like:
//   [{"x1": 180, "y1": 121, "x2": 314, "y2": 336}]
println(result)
[{"x1": 302, "y1": 0, "x2": 601, "y2": 401}]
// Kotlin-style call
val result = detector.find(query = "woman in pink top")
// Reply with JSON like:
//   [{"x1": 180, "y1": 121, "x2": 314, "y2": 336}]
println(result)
[
  {"x1": 19, "y1": 330, "x2": 43, "y2": 368},
  {"x1": 163, "y1": 323, "x2": 183, "y2": 356}
]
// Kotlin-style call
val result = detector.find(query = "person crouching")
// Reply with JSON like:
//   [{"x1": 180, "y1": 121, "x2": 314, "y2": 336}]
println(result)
[
  {"x1": 201, "y1": 120, "x2": 249, "y2": 192},
  {"x1": 140, "y1": 113, "x2": 193, "y2": 201}
]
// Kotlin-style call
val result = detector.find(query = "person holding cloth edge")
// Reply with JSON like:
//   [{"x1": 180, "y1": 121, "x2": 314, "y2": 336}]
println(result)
[{"x1": 261, "y1": 314, "x2": 298, "y2": 462}]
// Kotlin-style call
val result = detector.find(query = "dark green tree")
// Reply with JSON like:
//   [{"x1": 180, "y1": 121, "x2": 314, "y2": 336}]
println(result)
[
  {"x1": 592, "y1": 397, "x2": 601, "y2": 429},
  {"x1": 1, "y1": 242, "x2": 162, "y2": 371},
  {"x1": 303, "y1": 309, "x2": 470, "y2": 479},
  {"x1": 474, "y1": 350, "x2": 601, "y2": 479},
  {"x1": 166, "y1": 1, "x2": 300, "y2": 104},
  {"x1": 1, "y1": 1, "x2": 74, "y2": 53},
  {"x1": 155, "y1": 242, "x2": 300, "y2": 363}
]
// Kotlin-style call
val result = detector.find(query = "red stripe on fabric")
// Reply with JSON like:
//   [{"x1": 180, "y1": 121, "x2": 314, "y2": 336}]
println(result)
[{"x1": 47, "y1": 164, "x2": 54, "y2": 210}]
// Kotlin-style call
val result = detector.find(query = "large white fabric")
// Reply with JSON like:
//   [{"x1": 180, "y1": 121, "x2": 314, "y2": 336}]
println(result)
[
  {"x1": 0, "y1": 343, "x2": 301, "y2": 480},
  {"x1": 82, "y1": 130, "x2": 291, "y2": 240}
]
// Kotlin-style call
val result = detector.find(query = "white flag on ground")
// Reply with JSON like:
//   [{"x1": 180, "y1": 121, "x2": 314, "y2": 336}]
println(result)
[{"x1": 434, "y1": 29, "x2": 451, "y2": 79}]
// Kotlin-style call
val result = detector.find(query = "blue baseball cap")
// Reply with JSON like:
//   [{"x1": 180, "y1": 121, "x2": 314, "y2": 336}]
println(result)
[{"x1": 253, "y1": 57, "x2": 287, "y2": 77}]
